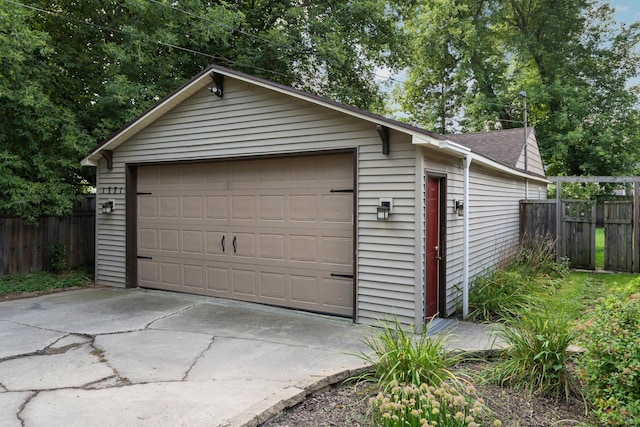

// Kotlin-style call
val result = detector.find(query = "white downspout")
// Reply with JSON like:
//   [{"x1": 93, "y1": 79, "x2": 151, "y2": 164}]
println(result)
[{"x1": 462, "y1": 154, "x2": 471, "y2": 319}]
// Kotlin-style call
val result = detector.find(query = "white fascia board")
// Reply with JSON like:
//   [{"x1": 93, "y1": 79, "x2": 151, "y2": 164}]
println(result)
[
  {"x1": 414, "y1": 136, "x2": 548, "y2": 184},
  {"x1": 80, "y1": 73, "x2": 211, "y2": 167}
]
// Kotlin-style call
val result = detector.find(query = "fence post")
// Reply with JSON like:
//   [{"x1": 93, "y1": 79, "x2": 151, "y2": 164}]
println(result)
[
  {"x1": 556, "y1": 181, "x2": 562, "y2": 261},
  {"x1": 635, "y1": 182, "x2": 640, "y2": 273}
]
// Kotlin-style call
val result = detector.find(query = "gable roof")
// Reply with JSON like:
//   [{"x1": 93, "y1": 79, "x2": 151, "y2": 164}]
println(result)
[
  {"x1": 445, "y1": 128, "x2": 544, "y2": 177},
  {"x1": 81, "y1": 64, "x2": 546, "y2": 182}
]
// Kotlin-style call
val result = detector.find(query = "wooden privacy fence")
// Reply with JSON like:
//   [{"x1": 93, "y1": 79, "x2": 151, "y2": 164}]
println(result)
[
  {"x1": 0, "y1": 196, "x2": 95, "y2": 276},
  {"x1": 521, "y1": 178, "x2": 640, "y2": 272}
]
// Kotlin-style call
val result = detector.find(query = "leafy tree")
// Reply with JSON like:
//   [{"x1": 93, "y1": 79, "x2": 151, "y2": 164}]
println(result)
[
  {"x1": 398, "y1": 0, "x2": 640, "y2": 176},
  {"x1": 1, "y1": 0, "x2": 407, "y2": 220}
]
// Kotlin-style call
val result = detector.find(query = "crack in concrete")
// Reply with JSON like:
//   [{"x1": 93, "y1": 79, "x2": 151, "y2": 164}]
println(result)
[
  {"x1": 0, "y1": 336, "x2": 90, "y2": 363},
  {"x1": 16, "y1": 391, "x2": 38, "y2": 427},
  {"x1": 183, "y1": 336, "x2": 216, "y2": 381},
  {"x1": 0, "y1": 319, "x2": 67, "y2": 335},
  {"x1": 144, "y1": 303, "x2": 198, "y2": 329},
  {"x1": 0, "y1": 381, "x2": 7, "y2": 392},
  {"x1": 87, "y1": 336, "x2": 130, "y2": 385}
]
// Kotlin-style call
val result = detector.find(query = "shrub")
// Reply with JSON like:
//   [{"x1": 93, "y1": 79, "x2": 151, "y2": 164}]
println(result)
[
  {"x1": 468, "y1": 236, "x2": 567, "y2": 322},
  {"x1": 488, "y1": 309, "x2": 581, "y2": 402},
  {"x1": 48, "y1": 242, "x2": 68, "y2": 273},
  {"x1": 369, "y1": 381, "x2": 501, "y2": 427},
  {"x1": 357, "y1": 316, "x2": 461, "y2": 389},
  {"x1": 467, "y1": 270, "x2": 540, "y2": 322},
  {"x1": 578, "y1": 292, "x2": 640, "y2": 426}
]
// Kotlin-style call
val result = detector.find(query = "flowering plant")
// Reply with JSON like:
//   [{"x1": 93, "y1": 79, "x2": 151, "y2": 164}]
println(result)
[{"x1": 369, "y1": 381, "x2": 501, "y2": 427}]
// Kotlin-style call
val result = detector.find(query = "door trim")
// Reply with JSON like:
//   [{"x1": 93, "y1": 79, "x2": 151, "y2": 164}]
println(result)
[{"x1": 425, "y1": 172, "x2": 448, "y2": 318}]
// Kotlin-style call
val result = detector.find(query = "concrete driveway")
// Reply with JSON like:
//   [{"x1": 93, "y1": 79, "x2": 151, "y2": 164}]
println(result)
[{"x1": 0, "y1": 288, "x2": 371, "y2": 427}]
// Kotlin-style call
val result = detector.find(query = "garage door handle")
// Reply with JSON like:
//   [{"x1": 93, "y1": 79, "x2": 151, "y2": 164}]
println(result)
[
  {"x1": 232, "y1": 236, "x2": 237, "y2": 253},
  {"x1": 331, "y1": 273, "x2": 354, "y2": 279},
  {"x1": 221, "y1": 235, "x2": 225, "y2": 253}
]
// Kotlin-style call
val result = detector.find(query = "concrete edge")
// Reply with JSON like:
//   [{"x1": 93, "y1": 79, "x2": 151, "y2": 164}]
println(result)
[{"x1": 228, "y1": 365, "x2": 373, "y2": 427}]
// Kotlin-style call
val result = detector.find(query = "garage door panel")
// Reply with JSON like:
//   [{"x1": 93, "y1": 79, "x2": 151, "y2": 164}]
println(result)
[
  {"x1": 181, "y1": 163, "x2": 205, "y2": 185},
  {"x1": 139, "y1": 197, "x2": 157, "y2": 218},
  {"x1": 182, "y1": 230, "x2": 203, "y2": 254},
  {"x1": 207, "y1": 267, "x2": 229, "y2": 292},
  {"x1": 259, "y1": 234, "x2": 285, "y2": 260},
  {"x1": 289, "y1": 235, "x2": 317, "y2": 262},
  {"x1": 321, "y1": 195, "x2": 352, "y2": 222},
  {"x1": 231, "y1": 233, "x2": 255, "y2": 257},
  {"x1": 205, "y1": 232, "x2": 227, "y2": 256},
  {"x1": 159, "y1": 197, "x2": 179, "y2": 218},
  {"x1": 161, "y1": 263, "x2": 180, "y2": 286},
  {"x1": 259, "y1": 272, "x2": 286, "y2": 299},
  {"x1": 206, "y1": 196, "x2": 228, "y2": 220},
  {"x1": 321, "y1": 237, "x2": 353, "y2": 265},
  {"x1": 259, "y1": 158, "x2": 286, "y2": 183},
  {"x1": 139, "y1": 229, "x2": 158, "y2": 250},
  {"x1": 139, "y1": 260, "x2": 158, "y2": 284},
  {"x1": 290, "y1": 275, "x2": 318, "y2": 304},
  {"x1": 231, "y1": 196, "x2": 255, "y2": 220},
  {"x1": 290, "y1": 196, "x2": 317, "y2": 221},
  {"x1": 232, "y1": 269, "x2": 257, "y2": 295},
  {"x1": 160, "y1": 230, "x2": 180, "y2": 252},
  {"x1": 138, "y1": 153, "x2": 354, "y2": 317},
  {"x1": 183, "y1": 264, "x2": 204, "y2": 289},
  {"x1": 259, "y1": 195, "x2": 285, "y2": 221},
  {"x1": 321, "y1": 278, "x2": 353, "y2": 310},
  {"x1": 157, "y1": 164, "x2": 181, "y2": 185},
  {"x1": 182, "y1": 197, "x2": 203, "y2": 219}
]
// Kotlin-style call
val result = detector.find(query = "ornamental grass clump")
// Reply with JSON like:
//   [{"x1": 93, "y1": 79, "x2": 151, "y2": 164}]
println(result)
[
  {"x1": 578, "y1": 291, "x2": 640, "y2": 426},
  {"x1": 468, "y1": 235, "x2": 567, "y2": 322},
  {"x1": 488, "y1": 308, "x2": 581, "y2": 402},
  {"x1": 369, "y1": 381, "x2": 501, "y2": 427},
  {"x1": 357, "y1": 316, "x2": 461, "y2": 389}
]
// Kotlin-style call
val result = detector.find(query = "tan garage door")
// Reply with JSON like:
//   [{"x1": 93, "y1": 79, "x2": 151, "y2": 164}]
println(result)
[{"x1": 136, "y1": 153, "x2": 354, "y2": 316}]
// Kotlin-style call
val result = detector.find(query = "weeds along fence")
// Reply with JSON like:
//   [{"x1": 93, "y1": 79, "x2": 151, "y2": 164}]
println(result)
[{"x1": 0, "y1": 196, "x2": 95, "y2": 276}]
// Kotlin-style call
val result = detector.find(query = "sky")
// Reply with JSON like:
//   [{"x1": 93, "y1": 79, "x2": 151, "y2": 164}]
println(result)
[{"x1": 610, "y1": 0, "x2": 640, "y2": 26}]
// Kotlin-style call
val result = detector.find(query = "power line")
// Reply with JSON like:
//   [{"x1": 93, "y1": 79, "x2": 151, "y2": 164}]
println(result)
[
  {"x1": 4, "y1": 0, "x2": 216, "y2": 60},
  {"x1": 144, "y1": 0, "x2": 404, "y2": 85},
  {"x1": 4, "y1": 0, "x2": 403, "y2": 88}
]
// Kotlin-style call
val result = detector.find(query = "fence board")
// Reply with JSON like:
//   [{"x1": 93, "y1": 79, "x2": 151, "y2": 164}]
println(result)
[
  {"x1": 0, "y1": 196, "x2": 95, "y2": 276},
  {"x1": 561, "y1": 200, "x2": 596, "y2": 270},
  {"x1": 604, "y1": 201, "x2": 633, "y2": 272},
  {"x1": 520, "y1": 200, "x2": 557, "y2": 240}
]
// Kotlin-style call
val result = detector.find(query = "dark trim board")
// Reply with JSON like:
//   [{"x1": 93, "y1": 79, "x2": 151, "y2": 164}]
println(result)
[{"x1": 125, "y1": 165, "x2": 137, "y2": 288}]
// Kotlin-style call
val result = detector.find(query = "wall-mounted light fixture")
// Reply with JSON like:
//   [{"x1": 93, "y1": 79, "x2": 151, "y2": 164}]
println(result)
[
  {"x1": 453, "y1": 199, "x2": 464, "y2": 216},
  {"x1": 208, "y1": 72, "x2": 224, "y2": 98},
  {"x1": 208, "y1": 86, "x2": 223, "y2": 97},
  {"x1": 101, "y1": 199, "x2": 115, "y2": 214},
  {"x1": 377, "y1": 198, "x2": 393, "y2": 221}
]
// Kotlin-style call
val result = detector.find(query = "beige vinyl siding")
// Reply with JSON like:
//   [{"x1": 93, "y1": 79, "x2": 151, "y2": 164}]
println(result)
[
  {"x1": 515, "y1": 131, "x2": 545, "y2": 177},
  {"x1": 95, "y1": 161, "x2": 127, "y2": 286},
  {"x1": 95, "y1": 77, "x2": 418, "y2": 325},
  {"x1": 467, "y1": 166, "x2": 526, "y2": 280},
  {"x1": 357, "y1": 132, "x2": 418, "y2": 326}
]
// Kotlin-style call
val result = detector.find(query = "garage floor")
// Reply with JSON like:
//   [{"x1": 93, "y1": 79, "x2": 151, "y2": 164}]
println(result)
[{"x1": 0, "y1": 288, "x2": 370, "y2": 427}]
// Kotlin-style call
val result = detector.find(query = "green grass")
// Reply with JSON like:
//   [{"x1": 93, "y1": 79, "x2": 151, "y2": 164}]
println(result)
[
  {"x1": 0, "y1": 267, "x2": 93, "y2": 296},
  {"x1": 595, "y1": 227, "x2": 604, "y2": 269},
  {"x1": 544, "y1": 271, "x2": 639, "y2": 321}
]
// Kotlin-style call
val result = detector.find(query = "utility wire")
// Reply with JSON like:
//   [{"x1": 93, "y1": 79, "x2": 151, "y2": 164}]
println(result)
[{"x1": 6, "y1": 0, "x2": 407, "y2": 87}]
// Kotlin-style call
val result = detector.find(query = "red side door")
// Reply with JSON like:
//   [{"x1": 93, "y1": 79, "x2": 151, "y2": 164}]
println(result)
[{"x1": 426, "y1": 177, "x2": 441, "y2": 318}]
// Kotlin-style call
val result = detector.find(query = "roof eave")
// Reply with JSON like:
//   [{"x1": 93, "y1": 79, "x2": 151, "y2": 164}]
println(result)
[
  {"x1": 80, "y1": 68, "x2": 213, "y2": 167},
  {"x1": 415, "y1": 137, "x2": 548, "y2": 183}
]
